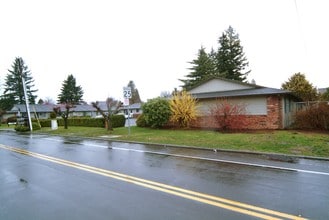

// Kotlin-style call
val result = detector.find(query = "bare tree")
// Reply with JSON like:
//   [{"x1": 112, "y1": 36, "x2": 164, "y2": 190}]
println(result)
[
  {"x1": 209, "y1": 98, "x2": 247, "y2": 130},
  {"x1": 53, "y1": 103, "x2": 74, "y2": 129},
  {"x1": 92, "y1": 97, "x2": 121, "y2": 131}
]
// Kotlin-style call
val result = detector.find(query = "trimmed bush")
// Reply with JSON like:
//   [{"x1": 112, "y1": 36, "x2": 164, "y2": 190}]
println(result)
[
  {"x1": 36, "y1": 115, "x2": 125, "y2": 128},
  {"x1": 136, "y1": 114, "x2": 147, "y2": 127},
  {"x1": 111, "y1": 114, "x2": 126, "y2": 128},
  {"x1": 14, "y1": 122, "x2": 41, "y2": 132},
  {"x1": 32, "y1": 122, "x2": 41, "y2": 130},
  {"x1": 38, "y1": 119, "x2": 52, "y2": 127},
  {"x1": 15, "y1": 125, "x2": 30, "y2": 132},
  {"x1": 142, "y1": 98, "x2": 171, "y2": 128}
]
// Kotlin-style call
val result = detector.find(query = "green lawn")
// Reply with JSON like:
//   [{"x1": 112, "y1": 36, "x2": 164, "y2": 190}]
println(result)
[{"x1": 24, "y1": 125, "x2": 329, "y2": 158}]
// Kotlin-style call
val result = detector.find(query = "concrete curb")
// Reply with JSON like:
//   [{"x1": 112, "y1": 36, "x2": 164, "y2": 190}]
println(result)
[
  {"x1": 2, "y1": 129, "x2": 329, "y2": 161},
  {"x1": 101, "y1": 138, "x2": 329, "y2": 161}
]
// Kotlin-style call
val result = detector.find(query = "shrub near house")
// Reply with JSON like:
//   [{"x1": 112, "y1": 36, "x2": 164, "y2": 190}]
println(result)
[
  {"x1": 209, "y1": 98, "x2": 248, "y2": 130},
  {"x1": 294, "y1": 103, "x2": 329, "y2": 130},
  {"x1": 141, "y1": 98, "x2": 171, "y2": 128}
]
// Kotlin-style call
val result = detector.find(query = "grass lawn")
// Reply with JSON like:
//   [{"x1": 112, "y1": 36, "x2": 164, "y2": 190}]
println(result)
[{"x1": 24, "y1": 125, "x2": 329, "y2": 158}]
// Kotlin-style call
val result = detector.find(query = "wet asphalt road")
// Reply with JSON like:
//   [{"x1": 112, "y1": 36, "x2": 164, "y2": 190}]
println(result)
[{"x1": 0, "y1": 130, "x2": 328, "y2": 220}]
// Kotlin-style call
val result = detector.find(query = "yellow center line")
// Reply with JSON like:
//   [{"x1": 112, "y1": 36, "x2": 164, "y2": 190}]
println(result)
[{"x1": 0, "y1": 144, "x2": 307, "y2": 220}]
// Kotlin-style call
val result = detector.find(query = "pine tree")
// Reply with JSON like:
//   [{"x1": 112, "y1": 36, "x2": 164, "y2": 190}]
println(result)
[
  {"x1": 215, "y1": 26, "x2": 250, "y2": 82},
  {"x1": 180, "y1": 46, "x2": 216, "y2": 90},
  {"x1": 2, "y1": 57, "x2": 38, "y2": 107},
  {"x1": 57, "y1": 74, "x2": 84, "y2": 104}
]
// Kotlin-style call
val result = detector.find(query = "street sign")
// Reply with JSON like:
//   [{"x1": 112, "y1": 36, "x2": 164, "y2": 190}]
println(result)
[
  {"x1": 123, "y1": 98, "x2": 130, "y2": 106},
  {"x1": 123, "y1": 86, "x2": 132, "y2": 135},
  {"x1": 123, "y1": 87, "x2": 132, "y2": 99}
]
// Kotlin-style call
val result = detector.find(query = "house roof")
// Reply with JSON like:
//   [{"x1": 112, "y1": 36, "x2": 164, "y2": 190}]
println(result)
[
  {"x1": 187, "y1": 76, "x2": 263, "y2": 91},
  {"x1": 9, "y1": 102, "x2": 143, "y2": 113},
  {"x1": 192, "y1": 87, "x2": 292, "y2": 99},
  {"x1": 187, "y1": 77, "x2": 294, "y2": 99},
  {"x1": 9, "y1": 104, "x2": 95, "y2": 113},
  {"x1": 9, "y1": 104, "x2": 54, "y2": 113}
]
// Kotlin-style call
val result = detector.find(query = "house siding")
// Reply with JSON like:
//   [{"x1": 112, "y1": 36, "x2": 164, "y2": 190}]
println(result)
[
  {"x1": 196, "y1": 97, "x2": 267, "y2": 115},
  {"x1": 191, "y1": 95, "x2": 283, "y2": 129},
  {"x1": 189, "y1": 78, "x2": 253, "y2": 93}
]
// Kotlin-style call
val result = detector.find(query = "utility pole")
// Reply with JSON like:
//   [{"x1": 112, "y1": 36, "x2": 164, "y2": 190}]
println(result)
[{"x1": 21, "y1": 72, "x2": 33, "y2": 131}]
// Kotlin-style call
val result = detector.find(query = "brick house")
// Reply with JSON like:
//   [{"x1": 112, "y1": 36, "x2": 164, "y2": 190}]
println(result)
[{"x1": 188, "y1": 77, "x2": 299, "y2": 129}]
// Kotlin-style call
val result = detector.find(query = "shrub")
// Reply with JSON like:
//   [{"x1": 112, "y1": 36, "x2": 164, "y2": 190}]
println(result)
[
  {"x1": 142, "y1": 98, "x2": 171, "y2": 128},
  {"x1": 111, "y1": 114, "x2": 126, "y2": 128},
  {"x1": 50, "y1": 112, "x2": 57, "y2": 119},
  {"x1": 15, "y1": 125, "x2": 30, "y2": 132},
  {"x1": 32, "y1": 122, "x2": 41, "y2": 130},
  {"x1": 169, "y1": 90, "x2": 198, "y2": 128},
  {"x1": 36, "y1": 115, "x2": 125, "y2": 128},
  {"x1": 136, "y1": 114, "x2": 147, "y2": 127},
  {"x1": 208, "y1": 98, "x2": 248, "y2": 130},
  {"x1": 14, "y1": 122, "x2": 41, "y2": 132},
  {"x1": 38, "y1": 119, "x2": 51, "y2": 127},
  {"x1": 294, "y1": 103, "x2": 329, "y2": 130}
]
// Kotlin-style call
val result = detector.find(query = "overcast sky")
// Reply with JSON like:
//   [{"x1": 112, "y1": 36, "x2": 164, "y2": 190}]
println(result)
[{"x1": 0, "y1": 0, "x2": 328, "y2": 103}]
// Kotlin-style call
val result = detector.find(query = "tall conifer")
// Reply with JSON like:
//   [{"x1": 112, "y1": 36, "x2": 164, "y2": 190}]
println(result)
[
  {"x1": 215, "y1": 26, "x2": 250, "y2": 82},
  {"x1": 3, "y1": 57, "x2": 38, "y2": 106}
]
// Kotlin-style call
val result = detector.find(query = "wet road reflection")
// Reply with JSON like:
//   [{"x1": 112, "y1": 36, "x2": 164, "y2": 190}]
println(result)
[{"x1": 1, "y1": 131, "x2": 328, "y2": 220}]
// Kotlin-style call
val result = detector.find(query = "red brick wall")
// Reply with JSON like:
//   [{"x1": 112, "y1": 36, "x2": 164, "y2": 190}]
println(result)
[{"x1": 191, "y1": 95, "x2": 283, "y2": 130}]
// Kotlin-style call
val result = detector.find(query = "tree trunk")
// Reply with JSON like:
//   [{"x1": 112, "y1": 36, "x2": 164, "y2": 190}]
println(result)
[
  {"x1": 64, "y1": 118, "x2": 68, "y2": 129},
  {"x1": 107, "y1": 117, "x2": 113, "y2": 131}
]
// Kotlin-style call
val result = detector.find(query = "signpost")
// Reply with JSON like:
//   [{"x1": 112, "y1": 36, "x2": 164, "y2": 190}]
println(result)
[{"x1": 123, "y1": 87, "x2": 132, "y2": 135}]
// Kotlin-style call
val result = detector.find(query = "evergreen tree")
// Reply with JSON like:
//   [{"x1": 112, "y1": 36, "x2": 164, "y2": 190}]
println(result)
[
  {"x1": 57, "y1": 74, "x2": 84, "y2": 104},
  {"x1": 180, "y1": 46, "x2": 216, "y2": 90},
  {"x1": 2, "y1": 57, "x2": 38, "y2": 107},
  {"x1": 127, "y1": 80, "x2": 142, "y2": 104},
  {"x1": 281, "y1": 72, "x2": 318, "y2": 101},
  {"x1": 181, "y1": 26, "x2": 250, "y2": 90},
  {"x1": 215, "y1": 26, "x2": 250, "y2": 82}
]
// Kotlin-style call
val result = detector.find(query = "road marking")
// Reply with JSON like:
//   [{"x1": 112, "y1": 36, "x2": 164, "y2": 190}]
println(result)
[
  {"x1": 110, "y1": 147, "x2": 329, "y2": 176},
  {"x1": 42, "y1": 137, "x2": 329, "y2": 176},
  {"x1": 0, "y1": 144, "x2": 307, "y2": 220}
]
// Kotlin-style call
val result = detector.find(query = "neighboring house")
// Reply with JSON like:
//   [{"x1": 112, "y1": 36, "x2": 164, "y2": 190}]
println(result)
[
  {"x1": 120, "y1": 103, "x2": 142, "y2": 117},
  {"x1": 6, "y1": 104, "x2": 97, "y2": 119},
  {"x1": 6, "y1": 104, "x2": 54, "y2": 120},
  {"x1": 4, "y1": 102, "x2": 143, "y2": 120},
  {"x1": 188, "y1": 77, "x2": 299, "y2": 129},
  {"x1": 318, "y1": 88, "x2": 328, "y2": 95},
  {"x1": 94, "y1": 101, "x2": 143, "y2": 118}
]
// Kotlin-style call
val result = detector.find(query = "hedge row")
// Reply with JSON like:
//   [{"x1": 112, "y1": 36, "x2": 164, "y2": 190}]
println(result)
[{"x1": 37, "y1": 115, "x2": 125, "y2": 128}]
